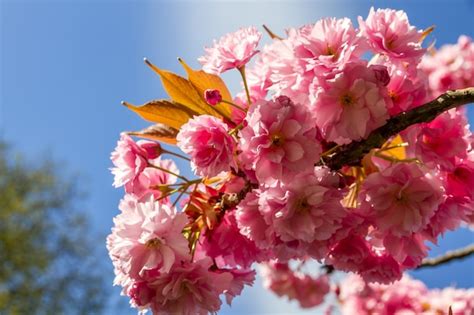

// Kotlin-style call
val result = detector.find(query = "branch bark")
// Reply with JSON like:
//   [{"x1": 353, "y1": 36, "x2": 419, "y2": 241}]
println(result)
[
  {"x1": 321, "y1": 87, "x2": 474, "y2": 171},
  {"x1": 416, "y1": 243, "x2": 474, "y2": 270}
]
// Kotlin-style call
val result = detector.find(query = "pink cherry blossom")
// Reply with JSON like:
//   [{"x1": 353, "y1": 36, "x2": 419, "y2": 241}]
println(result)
[
  {"x1": 381, "y1": 232, "x2": 430, "y2": 268},
  {"x1": 294, "y1": 17, "x2": 365, "y2": 78},
  {"x1": 421, "y1": 35, "x2": 474, "y2": 95},
  {"x1": 339, "y1": 274, "x2": 428, "y2": 315},
  {"x1": 147, "y1": 258, "x2": 233, "y2": 315},
  {"x1": 327, "y1": 235, "x2": 373, "y2": 272},
  {"x1": 197, "y1": 210, "x2": 262, "y2": 268},
  {"x1": 177, "y1": 115, "x2": 236, "y2": 177},
  {"x1": 359, "y1": 253, "x2": 402, "y2": 284},
  {"x1": 382, "y1": 63, "x2": 429, "y2": 115},
  {"x1": 414, "y1": 109, "x2": 470, "y2": 171},
  {"x1": 223, "y1": 268, "x2": 256, "y2": 305},
  {"x1": 311, "y1": 62, "x2": 390, "y2": 144},
  {"x1": 111, "y1": 133, "x2": 159, "y2": 187},
  {"x1": 235, "y1": 189, "x2": 278, "y2": 253},
  {"x1": 239, "y1": 95, "x2": 322, "y2": 185},
  {"x1": 358, "y1": 7, "x2": 426, "y2": 64},
  {"x1": 107, "y1": 196, "x2": 190, "y2": 286},
  {"x1": 294, "y1": 273, "x2": 330, "y2": 309},
  {"x1": 447, "y1": 160, "x2": 474, "y2": 199},
  {"x1": 261, "y1": 262, "x2": 297, "y2": 300},
  {"x1": 339, "y1": 274, "x2": 474, "y2": 315},
  {"x1": 423, "y1": 196, "x2": 473, "y2": 241},
  {"x1": 125, "y1": 158, "x2": 179, "y2": 201},
  {"x1": 359, "y1": 162, "x2": 445, "y2": 236},
  {"x1": 198, "y1": 26, "x2": 261, "y2": 74},
  {"x1": 248, "y1": 26, "x2": 312, "y2": 106},
  {"x1": 259, "y1": 168, "x2": 346, "y2": 246},
  {"x1": 261, "y1": 261, "x2": 330, "y2": 308}
]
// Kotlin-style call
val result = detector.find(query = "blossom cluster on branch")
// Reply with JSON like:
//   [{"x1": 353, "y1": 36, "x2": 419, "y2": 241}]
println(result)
[{"x1": 108, "y1": 7, "x2": 474, "y2": 314}]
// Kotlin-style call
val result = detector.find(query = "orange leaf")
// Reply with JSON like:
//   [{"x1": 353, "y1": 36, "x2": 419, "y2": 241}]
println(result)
[
  {"x1": 382, "y1": 134, "x2": 407, "y2": 160},
  {"x1": 122, "y1": 100, "x2": 198, "y2": 130},
  {"x1": 126, "y1": 123, "x2": 179, "y2": 145},
  {"x1": 178, "y1": 58, "x2": 233, "y2": 119},
  {"x1": 144, "y1": 59, "x2": 224, "y2": 119}
]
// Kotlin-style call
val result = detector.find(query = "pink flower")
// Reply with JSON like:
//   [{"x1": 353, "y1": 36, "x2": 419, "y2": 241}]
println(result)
[
  {"x1": 294, "y1": 17, "x2": 366, "y2": 78},
  {"x1": 204, "y1": 89, "x2": 222, "y2": 105},
  {"x1": 147, "y1": 258, "x2": 233, "y2": 315},
  {"x1": 111, "y1": 133, "x2": 160, "y2": 187},
  {"x1": 359, "y1": 253, "x2": 402, "y2": 284},
  {"x1": 199, "y1": 26, "x2": 261, "y2": 74},
  {"x1": 421, "y1": 35, "x2": 474, "y2": 95},
  {"x1": 424, "y1": 196, "x2": 473, "y2": 240},
  {"x1": 223, "y1": 268, "x2": 256, "y2": 305},
  {"x1": 177, "y1": 115, "x2": 236, "y2": 177},
  {"x1": 261, "y1": 262, "x2": 297, "y2": 300},
  {"x1": 239, "y1": 96, "x2": 322, "y2": 185},
  {"x1": 236, "y1": 190, "x2": 277, "y2": 250},
  {"x1": 359, "y1": 162, "x2": 445, "y2": 236},
  {"x1": 107, "y1": 196, "x2": 190, "y2": 285},
  {"x1": 425, "y1": 287, "x2": 474, "y2": 315},
  {"x1": 327, "y1": 235, "x2": 373, "y2": 272},
  {"x1": 358, "y1": 7, "x2": 426, "y2": 64},
  {"x1": 447, "y1": 160, "x2": 474, "y2": 199},
  {"x1": 414, "y1": 109, "x2": 470, "y2": 171},
  {"x1": 294, "y1": 274, "x2": 330, "y2": 308},
  {"x1": 381, "y1": 232, "x2": 430, "y2": 268},
  {"x1": 125, "y1": 158, "x2": 179, "y2": 201},
  {"x1": 311, "y1": 62, "x2": 390, "y2": 144},
  {"x1": 339, "y1": 274, "x2": 474, "y2": 315},
  {"x1": 258, "y1": 167, "x2": 347, "y2": 259},
  {"x1": 383, "y1": 63, "x2": 429, "y2": 115},
  {"x1": 261, "y1": 261, "x2": 330, "y2": 308},
  {"x1": 339, "y1": 274, "x2": 428, "y2": 315},
  {"x1": 197, "y1": 210, "x2": 262, "y2": 268}
]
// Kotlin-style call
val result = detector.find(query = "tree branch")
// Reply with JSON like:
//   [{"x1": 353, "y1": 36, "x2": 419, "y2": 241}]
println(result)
[
  {"x1": 321, "y1": 87, "x2": 474, "y2": 171},
  {"x1": 416, "y1": 243, "x2": 474, "y2": 270}
]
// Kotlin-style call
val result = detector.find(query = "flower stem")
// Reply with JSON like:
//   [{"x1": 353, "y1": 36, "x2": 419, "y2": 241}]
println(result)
[
  {"x1": 149, "y1": 163, "x2": 189, "y2": 182},
  {"x1": 221, "y1": 99, "x2": 247, "y2": 113},
  {"x1": 162, "y1": 148, "x2": 191, "y2": 161},
  {"x1": 238, "y1": 66, "x2": 252, "y2": 107}
]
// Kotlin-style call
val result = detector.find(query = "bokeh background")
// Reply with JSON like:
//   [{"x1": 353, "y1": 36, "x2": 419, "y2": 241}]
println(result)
[{"x1": 1, "y1": 0, "x2": 473, "y2": 314}]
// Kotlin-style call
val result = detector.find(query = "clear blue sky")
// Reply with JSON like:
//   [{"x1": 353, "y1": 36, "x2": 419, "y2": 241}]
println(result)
[{"x1": 1, "y1": 0, "x2": 473, "y2": 314}]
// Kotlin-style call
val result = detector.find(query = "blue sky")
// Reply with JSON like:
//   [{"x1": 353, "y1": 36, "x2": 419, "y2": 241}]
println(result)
[{"x1": 1, "y1": 0, "x2": 473, "y2": 314}]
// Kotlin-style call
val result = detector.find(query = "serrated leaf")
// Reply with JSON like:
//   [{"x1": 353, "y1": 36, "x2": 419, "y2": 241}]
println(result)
[
  {"x1": 122, "y1": 100, "x2": 198, "y2": 130},
  {"x1": 144, "y1": 59, "x2": 224, "y2": 119},
  {"x1": 126, "y1": 123, "x2": 179, "y2": 145},
  {"x1": 178, "y1": 58, "x2": 233, "y2": 119}
]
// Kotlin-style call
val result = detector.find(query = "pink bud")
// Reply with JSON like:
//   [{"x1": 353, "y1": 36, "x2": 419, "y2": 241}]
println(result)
[
  {"x1": 371, "y1": 65, "x2": 390, "y2": 86},
  {"x1": 137, "y1": 141, "x2": 162, "y2": 159},
  {"x1": 204, "y1": 89, "x2": 223, "y2": 106}
]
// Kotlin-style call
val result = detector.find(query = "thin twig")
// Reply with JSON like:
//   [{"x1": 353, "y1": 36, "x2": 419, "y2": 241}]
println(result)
[{"x1": 416, "y1": 243, "x2": 474, "y2": 270}]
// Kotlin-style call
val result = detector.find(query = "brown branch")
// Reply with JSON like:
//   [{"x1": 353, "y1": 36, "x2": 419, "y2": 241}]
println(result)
[
  {"x1": 321, "y1": 87, "x2": 474, "y2": 171},
  {"x1": 416, "y1": 243, "x2": 474, "y2": 270}
]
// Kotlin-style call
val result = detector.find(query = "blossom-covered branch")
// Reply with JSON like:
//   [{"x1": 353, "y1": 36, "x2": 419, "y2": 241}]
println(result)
[
  {"x1": 417, "y1": 243, "x2": 474, "y2": 270},
  {"x1": 322, "y1": 87, "x2": 474, "y2": 170},
  {"x1": 111, "y1": 7, "x2": 474, "y2": 314}
]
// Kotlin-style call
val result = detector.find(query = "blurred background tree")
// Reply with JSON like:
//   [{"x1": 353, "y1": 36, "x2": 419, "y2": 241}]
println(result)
[{"x1": 0, "y1": 142, "x2": 107, "y2": 314}]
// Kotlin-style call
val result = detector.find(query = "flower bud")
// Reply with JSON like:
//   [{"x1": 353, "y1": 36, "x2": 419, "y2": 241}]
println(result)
[
  {"x1": 204, "y1": 89, "x2": 223, "y2": 106},
  {"x1": 371, "y1": 65, "x2": 390, "y2": 86}
]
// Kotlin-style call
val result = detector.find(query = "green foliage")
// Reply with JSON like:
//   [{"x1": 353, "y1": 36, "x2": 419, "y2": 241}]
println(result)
[{"x1": 0, "y1": 143, "x2": 106, "y2": 314}]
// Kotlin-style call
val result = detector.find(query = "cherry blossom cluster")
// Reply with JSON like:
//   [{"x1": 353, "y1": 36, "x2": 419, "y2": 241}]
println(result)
[
  {"x1": 108, "y1": 7, "x2": 474, "y2": 314},
  {"x1": 338, "y1": 274, "x2": 474, "y2": 315}
]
